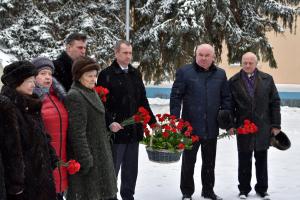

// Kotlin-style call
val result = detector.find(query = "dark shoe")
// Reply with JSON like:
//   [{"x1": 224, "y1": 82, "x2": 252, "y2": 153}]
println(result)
[
  {"x1": 257, "y1": 192, "x2": 270, "y2": 200},
  {"x1": 201, "y1": 191, "x2": 223, "y2": 200},
  {"x1": 182, "y1": 194, "x2": 192, "y2": 200},
  {"x1": 239, "y1": 192, "x2": 248, "y2": 199}
]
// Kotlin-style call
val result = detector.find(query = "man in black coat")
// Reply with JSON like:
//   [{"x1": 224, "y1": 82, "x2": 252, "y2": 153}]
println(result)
[
  {"x1": 97, "y1": 40, "x2": 156, "y2": 200},
  {"x1": 0, "y1": 95, "x2": 25, "y2": 200},
  {"x1": 53, "y1": 33, "x2": 87, "y2": 91},
  {"x1": 229, "y1": 52, "x2": 281, "y2": 200},
  {"x1": 170, "y1": 44, "x2": 231, "y2": 200}
]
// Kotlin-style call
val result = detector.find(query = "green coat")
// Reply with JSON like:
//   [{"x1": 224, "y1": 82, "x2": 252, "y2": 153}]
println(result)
[{"x1": 65, "y1": 82, "x2": 117, "y2": 200}]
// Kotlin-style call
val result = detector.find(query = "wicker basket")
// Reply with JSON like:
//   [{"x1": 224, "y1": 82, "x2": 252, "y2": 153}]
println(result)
[{"x1": 146, "y1": 146, "x2": 183, "y2": 163}]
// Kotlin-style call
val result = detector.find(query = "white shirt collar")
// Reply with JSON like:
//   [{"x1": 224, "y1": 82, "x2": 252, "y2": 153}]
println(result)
[{"x1": 120, "y1": 65, "x2": 128, "y2": 70}]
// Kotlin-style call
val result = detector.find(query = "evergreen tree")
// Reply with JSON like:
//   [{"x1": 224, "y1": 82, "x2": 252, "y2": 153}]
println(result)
[
  {"x1": 0, "y1": 0, "x2": 299, "y2": 83},
  {"x1": 132, "y1": 0, "x2": 300, "y2": 83}
]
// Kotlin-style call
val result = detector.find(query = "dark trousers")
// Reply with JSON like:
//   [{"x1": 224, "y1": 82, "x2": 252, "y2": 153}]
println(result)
[
  {"x1": 238, "y1": 150, "x2": 268, "y2": 194},
  {"x1": 112, "y1": 142, "x2": 139, "y2": 200},
  {"x1": 180, "y1": 139, "x2": 217, "y2": 196}
]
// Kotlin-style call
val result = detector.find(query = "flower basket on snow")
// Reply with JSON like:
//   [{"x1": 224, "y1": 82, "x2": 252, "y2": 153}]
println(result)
[
  {"x1": 142, "y1": 114, "x2": 199, "y2": 163},
  {"x1": 146, "y1": 147, "x2": 183, "y2": 163}
]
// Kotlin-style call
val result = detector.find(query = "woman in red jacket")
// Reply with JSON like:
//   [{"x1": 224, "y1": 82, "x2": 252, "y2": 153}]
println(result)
[{"x1": 32, "y1": 57, "x2": 69, "y2": 200}]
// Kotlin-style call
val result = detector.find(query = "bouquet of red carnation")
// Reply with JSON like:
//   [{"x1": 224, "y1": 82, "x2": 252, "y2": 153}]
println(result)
[
  {"x1": 142, "y1": 113, "x2": 200, "y2": 152},
  {"x1": 120, "y1": 106, "x2": 151, "y2": 127},
  {"x1": 94, "y1": 86, "x2": 109, "y2": 102},
  {"x1": 58, "y1": 159, "x2": 81, "y2": 175},
  {"x1": 218, "y1": 119, "x2": 258, "y2": 139}
]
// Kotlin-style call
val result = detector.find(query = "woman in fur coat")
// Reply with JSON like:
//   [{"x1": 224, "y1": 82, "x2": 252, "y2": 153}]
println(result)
[
  {"x1": 32, "y1": 57, "x2": 69, "y2": 200},
  {"x1": 0, "y1": 94, "x2": 24, "y2": 200},
  {"x1": 0, "y1": 61, "x2": 57, "y2": 200},
  {"x1": 65, "y1": 57, "x2": 118, "y2": 200}
]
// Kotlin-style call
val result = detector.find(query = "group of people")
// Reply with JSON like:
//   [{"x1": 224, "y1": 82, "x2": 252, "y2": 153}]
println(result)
[
  {"x1": 0, "y1": 32, "x2": 281, "y2": 200},
  {"x1": 170, "y1": 44, "x2": 281, "y2": 200},
  {"x1": 0, "y1": 33, "x2": 156, "y2": 200}
]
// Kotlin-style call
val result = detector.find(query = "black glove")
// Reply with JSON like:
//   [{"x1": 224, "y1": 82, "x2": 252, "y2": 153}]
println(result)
[
  {"x1": 7, "y1": 193, "x2": 23, "y2": 200},
  {"x1": 217, "y1": 110, "x2": 233, "y2": 130}
]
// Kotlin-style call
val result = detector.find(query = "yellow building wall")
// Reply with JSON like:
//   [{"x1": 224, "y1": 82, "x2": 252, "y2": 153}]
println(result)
[{"x1": 219, "y1": 21, "x2": 300, "y2": 84}]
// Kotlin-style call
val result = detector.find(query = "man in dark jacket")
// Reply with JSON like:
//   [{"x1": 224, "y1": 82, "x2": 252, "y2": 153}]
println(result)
[
  {"x1": 53, "y1": 32, "x2": 87, "y2": 91},
  {"x1": 97, "y1": 40, "x2": 156, "y2": 200},
  {"x1": 170, "y1": 44, "x2": 231, "y2": 200},
  {"x1": 0, "y1": 95, "x2": 25, "y2": 200},
  {"x1": 230, "y1": 52, "x2": 281, "y2": 200}
]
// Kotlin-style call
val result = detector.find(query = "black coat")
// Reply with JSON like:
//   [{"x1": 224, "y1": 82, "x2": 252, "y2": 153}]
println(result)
[
  {"x1": 97, "y1": 60, "x2": 156, "y2": 144},
  {"x1": 229, "y1": 69, "x2": 281, "y2": 152},
  {"x1": 53, "y1": 51, "x2": 73, "y2": 91},
  {"x1": 1, "y1": 86, "x2": 57, "y2": 200},
  {"x1": 0, "y1": 95, "x2": 24, "y2": 200},
  {"x1": 170, "y1": 61, "x2": 232, "y2": 139}
]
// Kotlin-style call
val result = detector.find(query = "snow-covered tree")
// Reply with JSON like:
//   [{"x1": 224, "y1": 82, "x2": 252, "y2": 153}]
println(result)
[
  {"x1": 0, "y1": 0, "x2": 299, "y2": 83},
  {"x1": 0, "y1": 0, "x2": 123, "y2": 67},
  {"x1": 132, "y1": 0, "x2": 300, "y2": 83}
]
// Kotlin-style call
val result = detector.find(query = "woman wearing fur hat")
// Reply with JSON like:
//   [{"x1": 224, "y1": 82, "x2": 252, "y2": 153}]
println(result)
[
  {"x1": 32, "y1": 57, "x2": 69, "y2": 200},
  {"x1": 65, "y1": 56, "x2": 118, "y2": 200},
  {"x1": 0, "y1": 61, "x2": 57, "y2": 200}
]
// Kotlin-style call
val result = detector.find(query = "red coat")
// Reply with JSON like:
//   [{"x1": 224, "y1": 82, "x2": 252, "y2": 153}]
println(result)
[{"x1": 41, "y1": 87, "x2": 68, "y2": 193}]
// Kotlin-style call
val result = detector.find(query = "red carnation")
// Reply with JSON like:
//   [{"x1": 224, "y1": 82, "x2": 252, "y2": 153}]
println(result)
[
  {"x1": 191, "y1": 135, "x2": 200, "y2": 143},
  {"x1": 162, "y1": 131, "x2": 169, "y2": 138},
  {"x1": 58, "y1": 159, "x2": 81, "y2": 175},
  {"x1": 67, "y1": 160, "x2": 81, "y2": 175},
  {"x1": 94, "y1": 86, "x2": 109, "y2": 103},
  {"x1": 178, "y1": 143, "x2": 185, "y2": 149},
  {"x1": 141, "y1": 113, "x2": 198, "y2": 152},
  {"x1": 121, "y1": 107, "x2": 151, "y2": 127},
  {"x1": 219, "y1": 119, "x2": 258, "y2": 139}
]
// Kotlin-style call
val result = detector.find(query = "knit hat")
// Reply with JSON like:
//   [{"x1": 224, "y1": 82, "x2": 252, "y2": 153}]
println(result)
[
  {"x1": 31, "y1": 57, "x2": 55, "y2": 72},
  {"x1": 72, "y1": 56, "x2": 100, "y2": 81},
  {"x1": 1, "y1": 61, "x2": 37, "y2": 88}
]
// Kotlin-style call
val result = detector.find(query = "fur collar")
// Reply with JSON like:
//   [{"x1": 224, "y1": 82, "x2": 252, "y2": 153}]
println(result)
[
  {"x1": 1, "y1": 85, "x2": 42, "y2": 114},
  {"x1": 34, "y1": 77, "x2": 66, "y2": 101}
]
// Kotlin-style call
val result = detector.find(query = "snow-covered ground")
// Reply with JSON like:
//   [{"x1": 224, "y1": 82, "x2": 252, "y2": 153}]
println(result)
[
  {"x1": 120, "y1": 99, "x2": 300, "y2": 200},
  {"x1": 1, "y1": 49, "x2": 300, "y2": 199}
]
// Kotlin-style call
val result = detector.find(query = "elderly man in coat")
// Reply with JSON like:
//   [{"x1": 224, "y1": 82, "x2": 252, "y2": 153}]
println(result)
[
  {"x1": 170, "y1": 43, "x2": 231, "y2": 200},
  {"x1": 229, "y1": 52, "x2": 281, "y2": 200}
]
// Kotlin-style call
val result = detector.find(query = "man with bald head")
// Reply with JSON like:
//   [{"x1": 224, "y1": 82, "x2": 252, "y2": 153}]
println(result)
[
  {"x1": 229, "y1": 52, "x2": 281, "y2": 200},
  {"x1": 170, "y1": 44, "x2": 231, "y2": 200}
]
